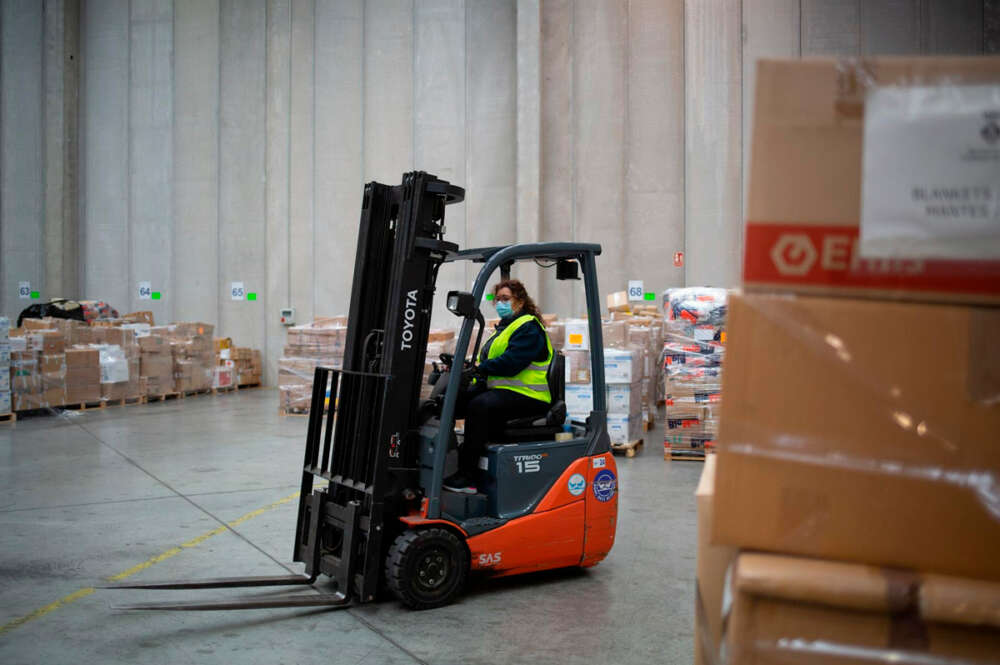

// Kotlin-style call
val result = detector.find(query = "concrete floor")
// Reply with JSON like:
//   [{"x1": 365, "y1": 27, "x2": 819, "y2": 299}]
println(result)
[{"x1": 0, "y1": 388, "x2": 701, "y2": 665}]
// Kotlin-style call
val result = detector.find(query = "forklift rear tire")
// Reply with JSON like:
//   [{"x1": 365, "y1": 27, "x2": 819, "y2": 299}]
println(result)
[{"x1": 386, "y1": 528, "x2": 468, "y2": 610}]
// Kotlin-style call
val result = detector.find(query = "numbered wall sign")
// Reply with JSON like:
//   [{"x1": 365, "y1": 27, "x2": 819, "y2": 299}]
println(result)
[
  {"x1": 627, "y1": 280, "x2": 644, "y2": 302},
  {"x1": 231, "y1": 282, "x2": 245, "y2": 301},
  {"x1": 18, "y1": 281, "x2": 31, "y2": 299},
  {"x1": 138, "y1": 281, "x2": 152, "y2": 300}
]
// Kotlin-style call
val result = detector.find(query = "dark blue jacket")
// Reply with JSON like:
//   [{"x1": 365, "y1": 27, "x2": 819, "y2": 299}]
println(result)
[{"x1": 479, "y1": 313, "x2": 548, "y2": 378}]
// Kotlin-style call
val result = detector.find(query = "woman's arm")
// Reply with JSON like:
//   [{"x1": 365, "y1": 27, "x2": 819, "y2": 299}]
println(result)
[{"x1": 479, "y1": 321, "x2": 546, "y2": 377}]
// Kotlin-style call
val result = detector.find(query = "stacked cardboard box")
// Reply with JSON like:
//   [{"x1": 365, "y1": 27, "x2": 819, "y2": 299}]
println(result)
[
  {"x1": 0, "y1": 318, "x2": 9, "y2": 416},
  {"x1": 160, "y1": 323, "x2": 215, "y2": 393},
  {"x1": 560, "y1": 320, "x2": 644, "y2": 445},
  {"x1": 698, "y1": 57, "x2": 1000, "y2": 665},
  {"x1": 93, "y1": 327, "x2": 141, "y2": 402},
  {"x1": 140, "y1": 334, "x2": 174, "y2": 396},
  {"x1": 419, "y1": 329, "x2": 457, "y2": 401},
  {"x1": 9, "y1": 326, "x2": 67, "y2": 410},
  {"x1": 65, "y1": 347, "x2": 100, "y2": 405},
  {"x1": 233, "y1": 347, "x2": 262, "y2": 386},
  {"x1": 279, "y1": 317, "x2": 347, "y2": 413},
  {"x1": 662, "y1": 287, "x2": 726, "y2": 459}
]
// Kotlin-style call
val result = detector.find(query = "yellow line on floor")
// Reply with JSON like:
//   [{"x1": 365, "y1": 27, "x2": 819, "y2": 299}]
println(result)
[{"x1": 0, "y1": 490, "x2": 302, "y2": 637}]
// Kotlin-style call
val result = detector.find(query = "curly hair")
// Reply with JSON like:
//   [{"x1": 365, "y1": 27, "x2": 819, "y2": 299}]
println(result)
[{"x1": 492, "y1": 279, "x2": 544, "y2": 326}]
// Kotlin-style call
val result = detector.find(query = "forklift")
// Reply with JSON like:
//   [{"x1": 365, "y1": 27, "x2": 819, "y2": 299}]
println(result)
[{"x1": 104, "y1": 172, "x2": 618, "y2": 611}]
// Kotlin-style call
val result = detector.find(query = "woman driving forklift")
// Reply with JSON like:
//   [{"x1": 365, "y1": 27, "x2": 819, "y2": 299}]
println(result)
[{"x1": 443, "y1": 279, "x2": 553, "y2": 494}]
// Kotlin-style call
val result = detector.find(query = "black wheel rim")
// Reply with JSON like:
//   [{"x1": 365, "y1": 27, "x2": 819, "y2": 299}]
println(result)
[{"x1": 414, "y1": 546, "x2": 452, "y2": 593}]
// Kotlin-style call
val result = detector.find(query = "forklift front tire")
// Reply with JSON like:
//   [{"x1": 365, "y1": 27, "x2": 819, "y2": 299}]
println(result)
[{"x1": 386, "y1": 528, "x2": 469, "y2": 610}]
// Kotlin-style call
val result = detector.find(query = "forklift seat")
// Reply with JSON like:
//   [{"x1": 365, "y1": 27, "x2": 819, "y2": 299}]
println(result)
[{"x1": 499, "y1": 352, "x2": 567, "y2": 442}]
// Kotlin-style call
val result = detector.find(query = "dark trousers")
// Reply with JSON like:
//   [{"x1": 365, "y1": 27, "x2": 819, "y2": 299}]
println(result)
[{"x1": 454, "y1": 387, "x2": 550, "y2": 476}]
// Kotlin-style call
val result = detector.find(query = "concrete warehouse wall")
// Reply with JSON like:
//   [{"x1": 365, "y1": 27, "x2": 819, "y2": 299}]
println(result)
[{"x1": 0, "y1": 0, "x2": 990, "y2": 384}]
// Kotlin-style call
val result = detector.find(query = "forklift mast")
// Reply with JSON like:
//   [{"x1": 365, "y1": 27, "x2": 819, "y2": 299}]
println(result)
[{"x1": 294, "y1": 173, "x2": 463, "y2": 602}]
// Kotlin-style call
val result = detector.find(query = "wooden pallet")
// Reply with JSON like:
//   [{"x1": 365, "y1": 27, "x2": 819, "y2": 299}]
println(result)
[
  {"x1": 180, "y1": 388, "x2": 212, "y2": 398},
  {"x1": 212, "y1": 385, "x2": 237, "y2": 395},
  {"x1": 106, "y1": 396, "x2": 145, "y2": 407},
  {"x1": 0, "y1": 412, "x2": 14, "y2": 424},
  {"x1": 238, "y1": 382, "x2": 261, "y2": 390},
  {"x1": 278, "y1": 408, "x2": 310, "y2": 417},
  {"x1": 145, "y1": 392, "x2": 181, "y2": 403},
  {"x1": 664, "y1": 447, "x2": 711, "y2": 461},
  {"x1": 611, "y1": 438, "x2": 644, "y2": 458},
  {"x1": 64, "y1": 400, "x2": 105, "y2": 411}
]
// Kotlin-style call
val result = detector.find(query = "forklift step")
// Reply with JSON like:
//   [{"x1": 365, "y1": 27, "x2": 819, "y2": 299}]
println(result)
[{"x1": 442, "y1": 491, "x2": 488, "y2": 520}]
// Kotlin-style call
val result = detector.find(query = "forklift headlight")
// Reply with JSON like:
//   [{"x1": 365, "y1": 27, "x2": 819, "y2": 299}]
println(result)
[{"x1": 446, "y1": 290, "x2": 477, "y2": 318}]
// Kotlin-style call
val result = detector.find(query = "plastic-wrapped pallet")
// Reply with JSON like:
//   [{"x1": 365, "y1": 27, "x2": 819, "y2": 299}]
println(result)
[
  {"x1": 0, "y1": 317, "x2": 10, "y2": 416},
  {"x1": 419, "y1": 329, "x2": 457, "y2": 401},
  {"x1": 9, "y1": 327, "x2": 67, "y2": 410},
  {"x1": 140, "y1": 334, "x2": 174, "y2": 396},
  {"x1": 279, "y1": 317, "x2": 347, "y2": 413},
  {"x1": 661, "y1": 287, "x2": 727, "y2": 460}
]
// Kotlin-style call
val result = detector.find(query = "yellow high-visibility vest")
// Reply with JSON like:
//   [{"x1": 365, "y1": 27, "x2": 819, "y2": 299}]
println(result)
[{"x1": 479, "y1": 314, "x2": 552, "y2": 403}]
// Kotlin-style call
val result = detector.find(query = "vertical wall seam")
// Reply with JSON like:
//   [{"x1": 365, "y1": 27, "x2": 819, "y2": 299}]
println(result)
[
  {"x1": 264, "y1": 0, "x2": 270, "y2": 332},
  {"x1": 623, "y1": 0, "x2": 630, "y2": 266},
  {"x1": 738, "y1": 0, "x2": 744, "y2": 268},
  {"x1": 361, "y1": 0, "x2": 366, "y2": 183},
  {"x1": 569, "y1": 0, "x2": 577, "y2": 311},
  {"x1": 798, "y1": 0, "x2": 802, "y2": 57},
  {"x1": 217, "y1": 0, "x2": 223, "y2": 329},
  {"x1": 463, "y1": 0, "x2": 469, "y2": 287},
  {"x1": 681, "y1": 0, "x2": 687, "y2": 285},
  {"x1": 286, "y1": 0, "x2": 292, "y2": 306},
  {"x1": 77, "y1": 0, "x2": 85, "y2": 296},
  {"x1": 411, "y1": 0, "x2": 416, "y2": 171},
  {"x1": 127, "y1": 0, "x2": 133, "y2": 312},
  {"x1": 169, "y1": 0, "x2": 175, "y2": 321},
  {"x1": 0, "y1": 1, "x2": 4, "y2": 316},
  {"x1": 310, "y1": 0, "x2": 316, "y2": 317},
  {"x1": 41, "y1": 0, "x2": 49, "y2": 298}
]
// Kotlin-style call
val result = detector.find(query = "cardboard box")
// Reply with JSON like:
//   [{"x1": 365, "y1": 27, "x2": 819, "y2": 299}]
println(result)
[
  {"x1": 173, "y1": 322, "x2": 215, "y2": 338},
  {"x1": 0, "y1": 389, "x2": 10, "y2": 415},
  {"x1": 601, "y1": 319, "x2": 627, "y2": 348},
  {"x1": 564, "y1": 384, "x2": 594, "y2": 414},
  {"x1": 138, "y1": 334, "x2": 169, "y2": 354},
  {"x1": 14, "y1": 387, "x2": 65, "y2": 410},
  {"x1": 213, "y1": 366, "x2": 233, "y2": 389},
  {"x1": 563, "y1": 319, "x2": 589, "y2": 351},
  {"x1": 563, "y1": 349, "x2": 592, "y2": 385},
  {"x1": 744, "y1": 57, "x2": 1000, "y2": 305},
  {"x1": 606, "y1": 412, "x2": 641, "y2": 444},
  {"x1": 39, "y1": 354, "x2": 65, "y2": 374},
  {"x1": 606, "y1": 382, "x2": 640, "y2": 415},
  {"x1": 726, "y1": 552, "x2": 1000, "y2": 665},
  {"x1": 714, "y1": 293, "x2": 1000, "y2": 580},
  {"x1": 694, "y1": 456, "x2": 736, "y2": 665},
  {"x1": 606, "y1": 291, "x2": 630, "y2": 312},
  {"x1": 0, "y1": 367, "x2": 8, "y2": 393},
  {"x1": 65, "y1": 347, "x2": 99, "y2": 368},
  {"x1": 603, "y1": 349, "x2": 636, "y2": 383}
]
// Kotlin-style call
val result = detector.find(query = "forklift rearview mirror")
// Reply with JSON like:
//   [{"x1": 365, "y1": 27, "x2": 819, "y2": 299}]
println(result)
[
  {"x1": 556, "y1": 259, "x2": 580, "y2": 280},
  {"x1": 446, "y1": 291, "x2": 478, "y2": 318}
]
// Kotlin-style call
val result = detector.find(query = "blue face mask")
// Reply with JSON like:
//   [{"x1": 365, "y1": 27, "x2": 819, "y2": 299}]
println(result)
[{"x1": 495, "y1": 301, "x2": 513, "y2": 318}]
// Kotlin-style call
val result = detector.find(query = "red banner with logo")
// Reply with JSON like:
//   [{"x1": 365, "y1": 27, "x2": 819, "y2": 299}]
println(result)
[{"x1": 744, "y1": 222, "x2": 1000, "y2": 295}]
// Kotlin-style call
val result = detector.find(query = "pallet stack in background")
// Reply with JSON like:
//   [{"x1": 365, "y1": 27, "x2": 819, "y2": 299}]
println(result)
[
  {"x1": 697, "y1": 57, "x2": 1000, "y2": 665},
  {"x1": 661, "y1": 288, "x2": 727, "y2": 461},
  {"x1": 278, "y1": 317, "x2": 347, "y2": 414},
  {"x1": 0, "y1": 317, "x2": 10, "y2": 418},
  {"x1": 0, "y1": 314, "x2": 261, "y2": 418},
  {"x1": 561, "y1": 310, "x2": 662, "y2": 451}
]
